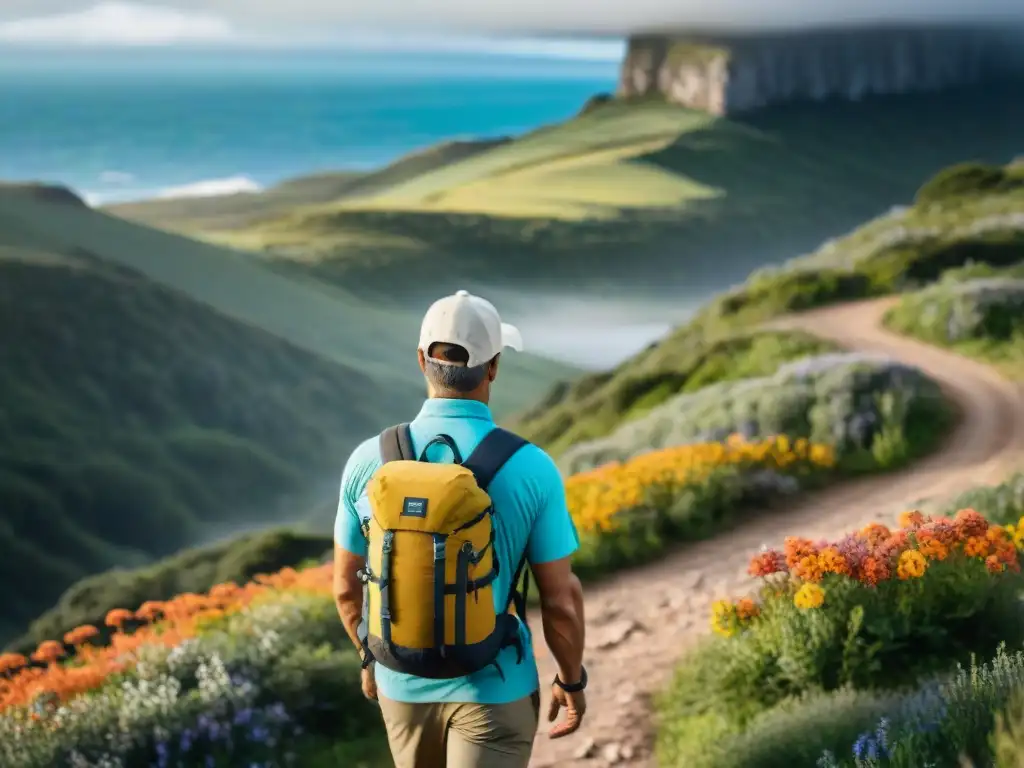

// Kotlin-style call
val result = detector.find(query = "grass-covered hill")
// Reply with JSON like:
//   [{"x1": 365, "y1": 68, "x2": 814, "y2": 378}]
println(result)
[
  {"x1": 106, "y1": 83, "x2": 1024, "y2": 298},
  {"x1": 0, "y1": 245, "x2": 391, "y2": 643},
  {"x1": 515, "y1": 158, "x2": 1024, "y2": 456},
  {"x1": 0, "y1": 183, "x2": 574, "y2": 645},
  {"x1": 106, "y1": 138, "x2": 509, "y2": 235}
]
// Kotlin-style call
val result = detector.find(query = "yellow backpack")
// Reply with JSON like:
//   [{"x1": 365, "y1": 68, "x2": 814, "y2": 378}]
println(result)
[{"x1": 357, "y1": 424, "x2": 531, "y2": 680}]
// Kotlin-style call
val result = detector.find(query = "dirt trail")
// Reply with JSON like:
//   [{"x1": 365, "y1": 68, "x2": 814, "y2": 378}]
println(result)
[{"x1": 526, "y1": 297, "x2": 1024, "y2": 768}]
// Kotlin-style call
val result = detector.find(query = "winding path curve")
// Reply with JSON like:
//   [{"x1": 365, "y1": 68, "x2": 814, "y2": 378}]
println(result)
[{"x1": 527, "y1": 297, "x2": 1024, "y2": 768}]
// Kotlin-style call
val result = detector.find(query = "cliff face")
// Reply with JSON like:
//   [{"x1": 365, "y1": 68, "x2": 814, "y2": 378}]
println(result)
[{"x1": 619, "y1": 27, "x2": 1024, "y2": 115}]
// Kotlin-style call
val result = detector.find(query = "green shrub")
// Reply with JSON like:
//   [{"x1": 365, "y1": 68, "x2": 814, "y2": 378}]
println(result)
[
  {"x1": 8, "y1": 529, "x2": 332, "y2": 655},
  {"x1": 817, "y1": 645, "x2": 1024, "y2": 767},
  {"x1": 559, "y1": 353, "x2": 949, "y2": 476},
  {"x1": 915, "y1": 162, "x2": 1009, "y2": 205}
]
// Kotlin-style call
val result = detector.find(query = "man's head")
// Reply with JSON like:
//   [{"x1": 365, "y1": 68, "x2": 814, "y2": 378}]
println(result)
[{"x1": 417, "y1": 290, "x2": 523, "y2": 402}]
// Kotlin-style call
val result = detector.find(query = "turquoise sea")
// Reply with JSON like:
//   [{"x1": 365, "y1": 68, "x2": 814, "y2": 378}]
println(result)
[{"x1": 0, "y1": 48, "x2": 618, "y2": 204}]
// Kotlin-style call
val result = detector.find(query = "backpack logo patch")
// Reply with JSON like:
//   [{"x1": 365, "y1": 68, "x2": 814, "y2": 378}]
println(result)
[{"x1": 402, "y1": 497, "x2": 428, "y2": 518}]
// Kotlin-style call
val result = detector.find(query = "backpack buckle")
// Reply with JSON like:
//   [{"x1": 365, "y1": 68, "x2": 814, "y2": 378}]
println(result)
[
  {"x1": 433, "y1": 539, "x2": 446, "y2": 561},
  {"x1": 382, "y1": 530, "x2": 395, "y2": 554}
]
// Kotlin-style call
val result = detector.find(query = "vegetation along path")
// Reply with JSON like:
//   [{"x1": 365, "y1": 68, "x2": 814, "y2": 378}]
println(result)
[{"x1": 526, "y1": 296, "x2": 1024, "y2": 768}]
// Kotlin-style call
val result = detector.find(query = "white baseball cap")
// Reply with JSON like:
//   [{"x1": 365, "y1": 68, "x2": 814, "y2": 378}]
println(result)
[{"x1": 419, "y1": 290, "x2": 523, "y2": 367}]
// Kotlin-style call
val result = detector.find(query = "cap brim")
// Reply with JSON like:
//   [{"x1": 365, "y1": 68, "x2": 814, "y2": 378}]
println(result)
[{"x1": 501, "y1": 322, "x2": 523, "y2": 352}]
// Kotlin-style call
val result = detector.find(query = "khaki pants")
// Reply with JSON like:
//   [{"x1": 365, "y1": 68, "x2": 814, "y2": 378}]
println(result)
[{"x1": 378, "y1": 691, "x2": 540, "y2": 768}]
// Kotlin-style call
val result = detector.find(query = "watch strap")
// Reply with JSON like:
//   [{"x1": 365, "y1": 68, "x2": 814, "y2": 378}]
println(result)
[{"x1": 553, "y1": 665, "x2": 587, "y2": 693}]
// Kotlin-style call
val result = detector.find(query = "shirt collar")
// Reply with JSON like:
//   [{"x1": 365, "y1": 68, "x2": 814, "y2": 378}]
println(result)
[{"x1": 416, "y1": 398, "x2": 494, "y2": 422}]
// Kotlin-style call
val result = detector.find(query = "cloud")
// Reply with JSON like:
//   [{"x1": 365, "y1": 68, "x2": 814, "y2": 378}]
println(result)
[
  {"x1": 0, "y1": 2, "x2": 236, "y2": 45},
  {"x1": 137, "y1": 0, "x2": 1024, "y2": 34},
  {"x1": 3, "y1": 1, "x2": 1023, "y2": 48}
]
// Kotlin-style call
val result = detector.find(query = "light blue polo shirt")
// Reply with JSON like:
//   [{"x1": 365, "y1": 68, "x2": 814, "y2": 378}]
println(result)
[{"x1": 335, "y1": 398, "x2": 579, "y2": 704}]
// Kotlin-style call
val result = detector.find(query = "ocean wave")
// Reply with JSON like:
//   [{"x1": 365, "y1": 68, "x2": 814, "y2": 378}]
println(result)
[{"x1": 155, "y1": 175, "x2": 262, "y2": 199}]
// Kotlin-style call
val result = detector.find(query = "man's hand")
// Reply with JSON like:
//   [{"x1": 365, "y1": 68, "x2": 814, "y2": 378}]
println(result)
[
  {"x1": 361, "y1": 665, "x2": 378, "y2": 703},
  {"x1": 547, "y1": 682, "x2": 586, "y2": 738}
]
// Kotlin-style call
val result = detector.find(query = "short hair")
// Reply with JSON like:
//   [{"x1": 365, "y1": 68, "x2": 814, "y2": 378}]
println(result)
[{"x1": 424, "y1": 343, "x2": 492, "y2": 393}]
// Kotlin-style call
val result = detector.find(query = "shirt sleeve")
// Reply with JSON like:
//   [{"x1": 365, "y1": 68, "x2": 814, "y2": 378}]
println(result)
[
  {"x1": 524, "y1": 448, "x2": 580, "y2": 565},
  {"x1": 334, "y1": 439, "x2": 377, "y2": 557}
]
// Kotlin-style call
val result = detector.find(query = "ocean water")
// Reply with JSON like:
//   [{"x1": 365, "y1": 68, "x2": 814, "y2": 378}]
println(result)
[{"x1": 0, "y1": 48, "x2": 618, "y2": 204}]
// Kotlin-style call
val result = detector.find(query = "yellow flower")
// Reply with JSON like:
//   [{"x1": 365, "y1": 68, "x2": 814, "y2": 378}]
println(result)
[
  {"x1": 564, "y1": 436, "x2": 835, "y2": 534},
  {"x1": 710, "y1": 599, "x2": 738, "y2": 637},
  {"x1": 897, "y1": 550, "x2": 928, "y2": 580},
  {"x1": 794, "y1": 583, "x2": 825, "y2": 609},
  {"x1": 1005, "y1": 522, "x2": 1024, "y2": 552}
]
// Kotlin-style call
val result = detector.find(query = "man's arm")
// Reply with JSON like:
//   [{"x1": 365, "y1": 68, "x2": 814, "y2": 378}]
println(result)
[
  {"x1": 333, "y1": 544, "x2": 366, "y2": 654},
  {"x1": 532, "y1": 556, "x2": 585, "y2": 684}
]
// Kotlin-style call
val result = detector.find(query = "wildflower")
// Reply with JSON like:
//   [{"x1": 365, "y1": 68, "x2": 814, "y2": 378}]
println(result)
[
  {"x1": 30, "y1": 641, "x2": 63, "y2": 664},
  {"x1": 834, "y1": 533, "x2": 870, "y2": 577},
  {"x1": 964, "y1": 535, "x2": 990, "y2": 558},
  {"x1": 986, "y1": 555, "x2": 1005, "y2": 574},
  {"x1": 925, "y1": 519, "x2": 960, "y2": 546},
  {"x1": 748, "y1": 549, "x2": 786, "y2": 577},
  {"x1": 794, "y1": 583, "x2": 825, "y2": 609},
  {"x1": 898, "y1": 510, "x2": 926, "y2": 529},
  {"x1": 1006, "y1": 519, "x2": 1024, "y2": 551},
  {"x1": 859, "y1": 523, "x2": 892, "y2": 547},
  {"x1": 916, "y1": 530, "x2": 949, "y2": 561},
  {"x1": 735, "y1": 597, "x2": 760, "y2": 621},
  {"x1": 955, "y1": 508, "x2": 989, "y2": 539},
  {"x1": 793, "y1": 554, "x2": 825, "y2": 583},
  {"x1": 861, "y1": 556, "x2": 891, "y2": 586},
  {"x1": 897, "y1": 550, "x2": 928, "y2": 580},
  {"x1": 63, "y1": 625, "x2": 99, "y2": 647},
  {"x1": 710, "y1": 600, "x2": 738, "y2": 637},
  {"x1": 135, "y1": 601, "x2": 166, "y2": 622},
  {"x1": 784, "y1": 536, "x2": 819, "y2": 568},
  {"x1": 817, "y1": 546, "x2": 850, "y2": 576},
  {"x1": 104, "y1": 609, "x2": 134, "y2": 629},
  {"x1": 0, "y1": 653, "x2": 27, "y2": 674}
]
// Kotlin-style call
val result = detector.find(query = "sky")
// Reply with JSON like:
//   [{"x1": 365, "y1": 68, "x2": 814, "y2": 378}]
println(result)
[{"x1": 0, "y1": 1, "x2": 1022, "y2": 53}]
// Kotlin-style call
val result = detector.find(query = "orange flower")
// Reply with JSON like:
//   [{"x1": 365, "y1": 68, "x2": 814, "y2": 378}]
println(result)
[
  {"x1": 63, "y1": 625, "x2": 99, "y2": 646},
  {"x1": 861, "y1": 556, "x2": 891, "y2": 586},
  {"x1": 916, "y1": 531, "x2": 950, "y2": 561},
  {"x1": 986, "y1": 555, "x2": 1005, "y2": 574},
  {"x1": 955, "y1": 508, "x2": 989, "y2": 539},
  {"x1": 898, "y1": 510, "x2": 926, "y2": 529},
  {"x1": 793, "y1": 553, "x2": 824, "y2": 583},
  {"x1": 0, "y1": 653, "x2": 28, "y2": 674},
  {"x1": 964, "y1": 536, "x2": 991, "y2": 558},
  {"x1": 31, "y1": 641, "x2": 64, "y2": 664},
  {"x1": 859, "y1": 523, "x2": 892, "y2": 547},
  {"x1": 105, "y1": 609, "x2": 135, "y2": 629},
  {"x1": 135, "y1": 601, "x2": 165, "y2": 622},
  {"x1": 817, "y1": 546, "x2": 850, "y2": 576},
  {"x1": 748, "y1": 550, "x2": 787, "y2": 577},
  {"x1": 735, "y1": 597, "x2": 760, "y2": 621},
  {"x1": 784, "y1": 537, "x2": 818, "y2": 568}
]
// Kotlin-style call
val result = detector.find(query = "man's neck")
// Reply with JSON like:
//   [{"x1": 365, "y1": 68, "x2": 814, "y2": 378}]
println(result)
[{"x1": 428, "y1": 390, "x2": 489, "y2": 405}]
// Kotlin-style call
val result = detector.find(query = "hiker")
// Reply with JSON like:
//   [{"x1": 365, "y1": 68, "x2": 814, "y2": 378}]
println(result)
[{"x1": 332, "y1": 289, "x2": 587, "y2": 768}]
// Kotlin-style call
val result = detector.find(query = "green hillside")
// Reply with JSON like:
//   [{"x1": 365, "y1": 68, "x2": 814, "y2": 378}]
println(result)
[
  {"x1": 126, "y1": 84, "x2": 1024, "y2": 296},
  {"x1": 0, "y1": 184, "x2": 574, "y2": 643},
  {"x1": 517, "y1": 158, "x2": 1024, "y2": 453},
  {"x1": 0, "y1": 246, "x2": 397, "y2": 642},
  {"x1": 0, "y1": 185, "x2": 574, "y2": 416},
  {"x1": 105, "y1": 137, "x2": 509, "y2": 236}
]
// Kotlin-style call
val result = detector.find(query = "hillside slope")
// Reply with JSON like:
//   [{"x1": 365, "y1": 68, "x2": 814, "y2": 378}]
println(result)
[
  {"x1": 0, "y1": 247, "x2": 395, "y2": 642},
  {"x1": 517, "y1": 158, "x2": 1024, "y2": 454},
  {"x1": 0, "y1": 186, "x2": 575, "y2": 416},
  {"x1": 159, "y1": 84, "x2": 1024, "y2": 296}
]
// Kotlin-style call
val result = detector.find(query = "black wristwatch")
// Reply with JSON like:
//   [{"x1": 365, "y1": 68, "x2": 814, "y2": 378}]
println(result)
[{"x1": 553, "y1": 665, "x2": 588, "y2": 693}]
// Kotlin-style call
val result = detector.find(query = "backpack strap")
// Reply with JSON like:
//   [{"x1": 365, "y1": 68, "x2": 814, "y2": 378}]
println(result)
[
  {"x1": 379, "y1": 423, "x2": 414, "y2": 464},
  {"x1": 462, "y1": 427, "x2": 529, "y2": 490},
  {"x1": 463, "y1": 427, "x2": 533, "y2": 639}
]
